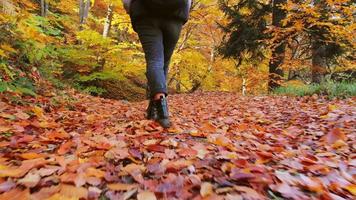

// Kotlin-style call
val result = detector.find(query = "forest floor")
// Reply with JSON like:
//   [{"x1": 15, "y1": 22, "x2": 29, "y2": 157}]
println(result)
[{"x1": 0, "y1": 91, "x2": 355, "y2": 200}]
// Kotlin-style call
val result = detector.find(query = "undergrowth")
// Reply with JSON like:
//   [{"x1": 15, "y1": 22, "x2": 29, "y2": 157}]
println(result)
[{"x1": 274, "y1": 81, "x2": 356, "y2": 98}]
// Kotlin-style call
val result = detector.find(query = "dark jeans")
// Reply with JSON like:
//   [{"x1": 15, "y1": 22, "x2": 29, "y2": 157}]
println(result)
[{"x1": 133, "y1": 17, "x2": 183, "y2": 98}]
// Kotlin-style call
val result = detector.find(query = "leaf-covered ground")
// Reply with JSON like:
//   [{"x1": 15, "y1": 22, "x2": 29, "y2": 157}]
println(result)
[{"x1": 0, "y1": 91, "x2": 355, "y2": 200}]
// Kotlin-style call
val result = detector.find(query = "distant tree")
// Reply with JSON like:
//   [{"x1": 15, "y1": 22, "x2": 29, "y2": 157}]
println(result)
[
  {"x1": 218, "y1": 0, "x2": 270, "y2": 65},
  {"x1": 79, "y1": 0, "x2": 91, "y2": 24},
  {"x1": 268, "y1": 0, "x2": 286, "y2": 89},
  {"x1": 269, "y1": 0, "x2": 354, "y2": 83},
  {"x1": 102, "y1": 2, "x2": 113, "y2": 37},
  {"x1": 40, "y1": 0, "x2": 48, "y2": 17}
]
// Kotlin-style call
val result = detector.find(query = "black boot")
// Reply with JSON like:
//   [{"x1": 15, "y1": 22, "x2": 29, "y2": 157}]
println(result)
[
  {"x1": 146, "y1": 100, "x2": 158, "y2": 120},
  {"x1": 154, "y1": 96, "x2": 171, "y2": 128}
]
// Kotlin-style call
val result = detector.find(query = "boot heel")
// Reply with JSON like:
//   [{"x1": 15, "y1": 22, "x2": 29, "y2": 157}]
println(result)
[{"x1": 155, "y1": 96, "x2": 171, "y2": 128}]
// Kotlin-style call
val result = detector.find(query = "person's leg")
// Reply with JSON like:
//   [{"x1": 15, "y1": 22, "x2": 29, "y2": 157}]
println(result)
[
  {"x1": 134, "y1": 18, "x2": 166, "y2": 99},
  {"x1": 161, "y1": 20, "x2": 183, "y2": 79}
]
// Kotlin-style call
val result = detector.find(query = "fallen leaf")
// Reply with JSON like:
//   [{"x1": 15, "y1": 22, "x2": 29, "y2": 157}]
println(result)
[
  {"x1": 233, "y1": 186, "x2": 263, "y2": 199},
  {"x1": 344, "y1": 184, "x2": 356, "y2": 195},
  {"x1": 0, "y1": 180, "x2": 16, "y2": 193},
  {"x1": 85, "y1": 167, "x2": 105, "y2": 178},
  {"x1": 137, "y1": 191, "x2": 157, "y2": 200},
  {"x1": 20, "y1": 152, "x2": 44, "y2": 160},
  {"x1": 200, "y1": 182, "x2": 214, "y2": 197},
  {"x1": 30, "y1": 186, "x2": 61, "y2": 200},
  {"x1": 58, "y1": 184, "x2": 88, "y2": 199},
  {"x1": 17, "y1": 170, "x2": 41, "y2": 188},
  {"x1": 107, "y1": 183, "x2": 138, "y2": 191},
  {"x1": 326, "y1": 128, "x2": 346, "y2": 145},
  {"x1": 57, "y1": 141, "x2": 74, "y2": 155},
  {"x1": 0, "y1": 158, "x2": 47, "y2": 178},
  {"x1": 0, "y1": 188, "x2": 30, "y2": 200}
]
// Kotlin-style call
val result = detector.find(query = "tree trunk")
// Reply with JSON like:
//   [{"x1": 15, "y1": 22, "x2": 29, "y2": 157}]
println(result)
[
  {"x1": 40, "y1": 0, "x2": 48, "y2": 17},
  {"x1": 268, "y1": 0, "x2": 286, "y2": 90},
  {"x1": 242, "y1": 78, "x2": 247, "y2": 96},
  {"x1": 103, "y1": 3, "x2": 114, "y2": 38},
  {"x1": 79, "y1": 0, "x2": 91, "y2": 25},
  {"x1": 176, "y1": 69, "x2": 181, "y2": 93},
  {"x1": 311, "y1": 42, "x2": 326, "y2": 83}
]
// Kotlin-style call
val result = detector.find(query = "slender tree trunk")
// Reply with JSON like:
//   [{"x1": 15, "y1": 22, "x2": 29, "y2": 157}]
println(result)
[
  {"x1": 242, "y1": 78, "x2": 247, "y2": 96},
  {"x1": 176, "y1": 69, "x2": 181, "y2": 93},
  {"x1": 268, "y1": 0, "x2": 287, "y2": 90},
  {"x1": 103, "y1": 3, "x2": 114, "y2": 38},
  {"x1": 79, "y1": 0, "x2": 90, "y2": 25},
  {"x1": 40, "y1": 0, "x2": 48, "y2": 17},
  {"x1": 79, "y1": 0, "x2": 84, "y2": 24}
]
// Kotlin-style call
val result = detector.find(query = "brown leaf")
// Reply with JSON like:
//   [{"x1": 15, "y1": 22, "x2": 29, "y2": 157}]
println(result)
[{"x1": 146, "y1": 144, "x2": 166, "y2": 153}]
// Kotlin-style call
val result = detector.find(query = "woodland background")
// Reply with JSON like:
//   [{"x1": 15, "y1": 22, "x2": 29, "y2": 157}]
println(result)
[{"x1": 0, "y1": 0, "x2": 355, "y2": 100}]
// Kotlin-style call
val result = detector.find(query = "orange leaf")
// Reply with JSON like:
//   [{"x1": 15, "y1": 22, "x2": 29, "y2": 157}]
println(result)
[
  {"x1": 57, "y1": 141, "x2": 74, "y2": 155},
  {"x1": 0, "y1": 188, "x2": 30, "y2": 200},
  {"x1": 326, "y1": 128, "x2": 346, "y2": 145},
  {"x1": 107, "y1": 183, "x2": 138, "y2": 191},
  {"x1": 200, "y1": 122, "x2": 217, "y2": 132},
  {"x1": 0, "y1": 158, "x2": 47, "y2": 178},
  {"x1": 20, "y1": 152, "x2": 43, "y2": 160},
  {"x1": 85, "y1": 167, "x2": 105, "y2": 178},
  {"x1": 58, "y1": 184, "x2": 88, "y2": 199},
  {"x1": 45, "y1": 130, "x2": 70, "y2": 140}
]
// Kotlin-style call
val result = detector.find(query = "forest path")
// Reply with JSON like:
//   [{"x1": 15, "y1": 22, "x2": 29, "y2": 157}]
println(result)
[{"x1": 0, "y1": 92, "x2": 355, "y2": 199}]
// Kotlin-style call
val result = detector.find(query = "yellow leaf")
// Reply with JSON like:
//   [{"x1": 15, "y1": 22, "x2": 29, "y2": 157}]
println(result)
[
  {"x1": 345, "y1": 184, "x2": 356, "y2": 195},
  {"x1": 200, "y1": 182, "x2": 214, "y2": 198},
  {"x1": 0, "y1": 44, "x2": 16, "y2": 53},
  {"x1": 331, "y1": 139, "x2": 347, "y2": 149},
  {"x1": 0, "y1": 49, "x2": 7, "y2": 57},
  {"x1": 328, "y1": 104, "x2": 338, "y2": 111},
  {"x1": 32, "y1": 106, "x2": 44, "y2": 118}
]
